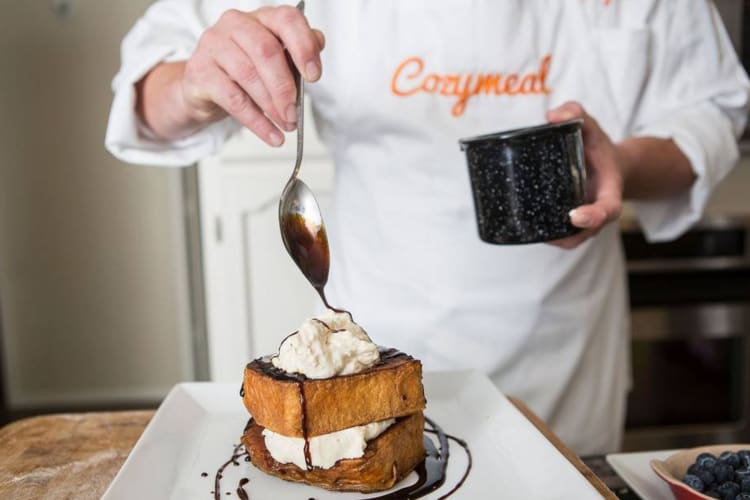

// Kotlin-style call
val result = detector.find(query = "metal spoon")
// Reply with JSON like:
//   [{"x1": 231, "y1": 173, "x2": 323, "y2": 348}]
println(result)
[{"x1": 278, "y1": 1, "x2": 339, "y2": 311}]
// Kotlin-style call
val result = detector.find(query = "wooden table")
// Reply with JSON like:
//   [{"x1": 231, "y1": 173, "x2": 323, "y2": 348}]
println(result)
[{"x1": 0, "y1": 402, "x2": 615, "y2": 499}]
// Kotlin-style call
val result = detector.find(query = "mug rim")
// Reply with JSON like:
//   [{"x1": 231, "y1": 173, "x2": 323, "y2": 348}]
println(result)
[{"x1": 458, "y1": 118, "x2": 583, "y2": 150}]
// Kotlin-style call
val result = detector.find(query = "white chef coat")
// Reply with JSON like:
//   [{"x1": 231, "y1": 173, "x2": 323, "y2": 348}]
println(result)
[{"x1": 106, "y1": 0, "x2": 750, "y2": 455}]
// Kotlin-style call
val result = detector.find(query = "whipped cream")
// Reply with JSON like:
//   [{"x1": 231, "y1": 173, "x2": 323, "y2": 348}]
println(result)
[
  {"x1": 263, "y1": 419, "x2": 395, "y2": 469},
  {"x1": 271, "y1": 310, "x2": 380, "y2": 379}
]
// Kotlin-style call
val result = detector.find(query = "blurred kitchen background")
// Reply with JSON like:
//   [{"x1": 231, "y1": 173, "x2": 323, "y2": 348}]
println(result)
[{"x1": 0, "y1": 0, "x2": 749, "y2": 454}]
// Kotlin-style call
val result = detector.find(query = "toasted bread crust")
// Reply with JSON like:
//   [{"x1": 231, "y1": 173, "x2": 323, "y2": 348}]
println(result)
[
  {"x1": 242, "y1": 412, "x2": 425, "y2": 492},
  {"x1": 243, "y1": 349, "x2": 426, "y2": 437}
]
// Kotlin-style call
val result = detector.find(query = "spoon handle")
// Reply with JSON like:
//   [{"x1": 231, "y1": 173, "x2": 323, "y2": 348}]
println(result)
[{"x1": 289, "y1": 0, "x2": 305, "y2": 181}]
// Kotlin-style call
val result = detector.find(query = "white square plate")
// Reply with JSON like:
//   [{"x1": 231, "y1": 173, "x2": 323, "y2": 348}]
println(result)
[
  {"x1": 606, "y1": 450, "x2": 681, "y2": 500},
  {"x1": 103, "y1": 371, "x2": 604, "y2": 500}
]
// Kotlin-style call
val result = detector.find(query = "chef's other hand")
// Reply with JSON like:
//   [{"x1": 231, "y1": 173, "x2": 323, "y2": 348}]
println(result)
[
  {"x1": 545, "y1": 102, "x2": 623, "y2": 249},
  {"x1": 181, "y1": 6, "x2": 325, "y2": 146}
]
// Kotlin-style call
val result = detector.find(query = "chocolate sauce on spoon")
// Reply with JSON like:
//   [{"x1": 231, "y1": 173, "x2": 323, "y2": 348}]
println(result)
[{"x1": 279, "y1": 212, "x2": 345, "y2": 313}]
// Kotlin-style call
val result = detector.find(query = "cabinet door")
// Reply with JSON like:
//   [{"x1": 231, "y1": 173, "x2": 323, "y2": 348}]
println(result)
[{"x1": 199, "y1": 119, "x2": 334, "y2": 382}]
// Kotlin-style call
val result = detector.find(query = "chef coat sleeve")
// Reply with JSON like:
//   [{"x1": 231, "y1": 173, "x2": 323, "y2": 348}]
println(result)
[
  {"x1": 105, "y1": 0, "x2": 273, "y2": 167},
  {"x1": 627, "y1": 1, "x2": 750, "y2": 242}
]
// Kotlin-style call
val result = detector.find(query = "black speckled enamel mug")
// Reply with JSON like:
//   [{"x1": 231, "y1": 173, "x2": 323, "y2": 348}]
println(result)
[{"x1": 459, "y1": 119, "x2": 587, "y2": 245}]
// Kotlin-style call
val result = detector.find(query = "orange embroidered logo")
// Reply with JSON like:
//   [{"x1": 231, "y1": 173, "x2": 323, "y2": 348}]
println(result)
[{"x1": 390, "y1": 54, "x2": 553, "y2": 117}]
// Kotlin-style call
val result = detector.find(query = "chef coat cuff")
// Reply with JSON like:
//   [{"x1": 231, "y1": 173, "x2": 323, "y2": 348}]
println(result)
[
  {"x1": 105, "y1": 47, "x2": 238, "y2": 167},
  {"x1": 627, "y1": 104, "x2": 740, "y2": 242}
]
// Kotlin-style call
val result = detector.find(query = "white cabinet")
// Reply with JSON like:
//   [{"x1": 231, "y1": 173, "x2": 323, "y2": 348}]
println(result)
[{"x1": 198, "y1": 114, "x2": 334, "y2": 382}]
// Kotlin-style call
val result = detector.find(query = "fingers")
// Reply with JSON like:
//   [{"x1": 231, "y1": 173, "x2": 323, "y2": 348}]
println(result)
[
  {"x1": 254, "y1": 6, "x2": 324, "y2": 82},
  {"x1": 182, "y1": 7, "x2": 325, "y2": 144},
  {"x1": 223, "y1": 7, "x2": 323, "y2": 131},
  {"x1": 569, "y1": 193, "x2": 621, "y2": 227},
  {"x1": 546, "y1": 101, "x2": 586, "y2": 124},
  {"x1": 201, "y1": 65, "x2": 284, "y2": 147},
  {"x1": 544, "y1": 101, "x2": 623, "y2": 249},
  {"x1": 227, "y1": 20, "x2": 297, "y2": 128},
  {"x1": 547, "y1": 101, "x2": 606, "y2": 148},
  {"x1": 548, "y1": 228, "x2": 597, "y2": 250},
  {"x1": 569, "y1": 205, "x2": 607, "y2": 229},
  {"x1": 313, "y1": 29, "x2": 326, "y2": 51},
  {"x1": 208, "y1": 34, "x2": 292, "y2": 131}
]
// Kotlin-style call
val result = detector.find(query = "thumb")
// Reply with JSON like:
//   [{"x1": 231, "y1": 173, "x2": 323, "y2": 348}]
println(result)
[{"x1": 546, "y1": 101, "x2": 586, "y2": 123}]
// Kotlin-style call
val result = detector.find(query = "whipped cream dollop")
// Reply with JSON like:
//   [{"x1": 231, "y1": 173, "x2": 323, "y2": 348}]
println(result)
[
  {"x1": 263, "y1": 419, "x2": 395, "y2": 470},
  {"x1": 271, "y1": 310, "x2": 380, "y2": 379}
]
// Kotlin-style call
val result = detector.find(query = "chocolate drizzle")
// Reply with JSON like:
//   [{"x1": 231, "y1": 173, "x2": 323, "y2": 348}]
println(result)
[
  {"x1": 276, "y1": 329, "x2": 299, "y2": 353},
  {"x1": 426, "y1": 427, "x2": 473, "y2": 499},
  {"x1": 248, "y1": 346, "x2": 410, "y2": 384},
  {"x1": 213, "y1": 443, "x2": 248, "y2": 500},
  {"x1": 315, "y1": 286, "x2": 345, "y2": 313},
  {"x1": 311, "y1": 318, "x2": 331, "y2": 330},
  {"x1": 236, "y1": 478, "x2": 250, "y2": 500},
  {"x1": 272, "y1": 310, "x2": 377, "y2": 365},
  {"x1": 276, "y1": 311, "x2": 358, "y2": 354},
  {"x1": 298, "y1": 380, "x2": 313, "y2": 471}
]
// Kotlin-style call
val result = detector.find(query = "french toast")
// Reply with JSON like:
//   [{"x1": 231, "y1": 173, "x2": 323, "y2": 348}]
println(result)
[
  {"x1": 242, "y1": 412, "x2": 425, "y2": 492},
  {"x1": 243, "y1": 348, "x2": 426, "y2": 437}
]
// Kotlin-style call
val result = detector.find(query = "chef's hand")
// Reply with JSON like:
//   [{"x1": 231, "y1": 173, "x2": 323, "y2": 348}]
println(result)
[
  {"x1": 545, "y1": 102, "x2": 624, "y2": 249},
  {"x1": 179, "y1": 6, "x2": 325, "y2": 146}
]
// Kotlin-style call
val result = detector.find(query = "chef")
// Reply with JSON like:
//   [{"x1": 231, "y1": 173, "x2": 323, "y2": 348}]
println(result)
[{"x1": 106, "y1": 0, "x2": 750, "y2": 455}]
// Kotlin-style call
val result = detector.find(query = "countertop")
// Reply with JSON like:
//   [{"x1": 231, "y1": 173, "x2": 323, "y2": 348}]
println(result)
[
  {"x1": 0, "y1": 411, "x2": 152, "y2": 500},
  {"x1": 0, "y1": 401, "x2": 615, "y2": 500}
]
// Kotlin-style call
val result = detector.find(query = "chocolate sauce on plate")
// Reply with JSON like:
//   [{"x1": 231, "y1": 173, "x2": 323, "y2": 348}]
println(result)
[
  {"x1": 213, "y1": 443, "x2": 248, "y2": 500},
  {"x1": 236, "y1": 478, "x2": 250, "y2": 500},
  {"x1": 212, "y1": 415, "x2": 471, "y2": 499},
  {"x1": 425, "y1": 426, "x2": 473, "y2": 499},
  {"x1": 366, "y1": 416, "x2": 469, "y2": 500}
]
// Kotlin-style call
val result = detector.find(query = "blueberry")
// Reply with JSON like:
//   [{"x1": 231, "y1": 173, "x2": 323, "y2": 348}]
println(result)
[
  {"x1": 721, "y1": 452, "x2": 742, "y2": 469},
  {"x1": 705, "y1": 491, "x2": 721, "y2": 499},
  {"x1": 742, "y1": 477, "x2": 750, "y2": 493},
  {"x1": 735, "y1": 493, "x2": 750, "y2": 500},
  {"x1": 698, "y1": 453, "x2": 719, "y2": 469},
  {"x1": 739, "y1": 451, "x2": 750, "y2": 468},
  {"x1": 688, "y1": 463, "x2": 704, "y2": 475},
  {"x1": 736, "y1": 467, "x2": 750, "y2": 483},
  {"x1": 695, "y1": 468, "x2": 718, "y2": 488},
  {"x1": 683, "y1": 474, "x2": 706, "y2": 492},
  {"x1": 716, "y1": 464, "x2": 737, "y2": 483},
  {"x1": 717, "y1": 481, "x2": 741, "y2": 500}
]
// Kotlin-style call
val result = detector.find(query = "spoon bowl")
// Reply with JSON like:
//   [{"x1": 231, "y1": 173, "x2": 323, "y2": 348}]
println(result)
[{"x1": 279, "y1": 177, "x2": 330, "y2": 291}]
